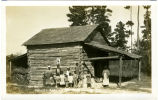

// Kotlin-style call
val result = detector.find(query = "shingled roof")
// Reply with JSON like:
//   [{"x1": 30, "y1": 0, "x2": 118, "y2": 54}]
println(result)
[{"x1": 23, "y1": 25, "x2": 98, "y2": 46}]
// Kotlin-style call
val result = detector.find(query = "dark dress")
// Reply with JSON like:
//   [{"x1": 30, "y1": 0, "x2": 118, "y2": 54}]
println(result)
[{"x1": 43, "y1": 70, "x2": 54, "y2": 86}]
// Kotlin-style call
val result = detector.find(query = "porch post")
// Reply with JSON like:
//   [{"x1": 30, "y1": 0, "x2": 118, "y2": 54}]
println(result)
[
  {"x1": 138, "y1": 59, "x2": 141, "y2": 81},
  {"x1": 118, "y1": 56, "x2": 123, "y2": 87}
]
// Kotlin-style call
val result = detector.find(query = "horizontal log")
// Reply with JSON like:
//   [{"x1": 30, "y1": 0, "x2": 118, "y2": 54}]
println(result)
[
  {"x1": 28, "y1": 46, "x2": 81, "y2": 51},
  {"x1": 29, "y1": 52, "x2": 80, "y2": 56},
  {"x1": 28, "y1": 57, "x2": 79, "y2": 61},
  {"x1": 29, "y1": 81, "x2": 43, "y2": 85},
  {"x1": 83, "y1": 56, "x2": 119, "y2": 61},
  {"x1": 29, "y1": 61, "x2": 79, "y2": 66},
  {"x1": 30, "y1": 77, "x2": 43, "y2": 81},
  {"x1": 28, "y1": 49, "x2": 80, "y2": 54}
]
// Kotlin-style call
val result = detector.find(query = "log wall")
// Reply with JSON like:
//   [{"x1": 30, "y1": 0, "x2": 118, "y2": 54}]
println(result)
[{"x1": 27, "y1": 44, "x2": 83, "y2": 87}]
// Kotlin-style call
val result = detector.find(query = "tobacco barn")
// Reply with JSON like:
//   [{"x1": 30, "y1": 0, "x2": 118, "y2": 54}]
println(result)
[{"x1": 22, "y1": 25, "x2": 141, "y2": 87}]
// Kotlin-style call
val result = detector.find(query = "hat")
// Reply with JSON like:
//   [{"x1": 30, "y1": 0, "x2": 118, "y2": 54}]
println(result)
[{"x1": 48, "y1": 66, "x2": 51, "y2": 68}]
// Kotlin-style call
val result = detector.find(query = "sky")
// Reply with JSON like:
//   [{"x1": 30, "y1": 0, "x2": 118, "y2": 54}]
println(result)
[{"x1": 6, "y1": 6, "x2": 146, "y2": 55}]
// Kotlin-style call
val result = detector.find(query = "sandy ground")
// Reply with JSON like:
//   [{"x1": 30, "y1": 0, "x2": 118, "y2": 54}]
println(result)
[{"x1": 7, "y1": 75, "x2": 151, "y2": 94}]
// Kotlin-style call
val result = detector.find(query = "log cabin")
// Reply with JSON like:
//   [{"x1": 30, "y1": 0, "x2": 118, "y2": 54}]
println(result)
[{"x1": 12, "y1": 25, "x2": 141, "y2": 87}]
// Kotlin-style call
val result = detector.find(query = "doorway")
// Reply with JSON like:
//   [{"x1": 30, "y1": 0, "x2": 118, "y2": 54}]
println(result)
[{"x1": 93, "y1": 60, "x2": 108, "y2": 78}]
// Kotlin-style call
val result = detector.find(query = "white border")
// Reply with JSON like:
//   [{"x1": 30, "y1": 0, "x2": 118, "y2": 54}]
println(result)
[{"x1": 1, "y1": 1, "x2": 158, "y2": 100}]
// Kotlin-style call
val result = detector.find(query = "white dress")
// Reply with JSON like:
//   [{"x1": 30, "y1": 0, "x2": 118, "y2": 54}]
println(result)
[
  {"x1": 82, "y1": 75, "x2": 87, "y2": 88},
  {"x1": 103, "y1": 72, "x2": 109, "y2": 85},
  {"x1": 91, "y1": 78, "x2": 96, "y2": 88},
  {"x1": 60, "y1": 74, "x2": 65, "y2": 85},
  {"x1": 68, "y1": 76, "x2": 73, "y2": 83}
]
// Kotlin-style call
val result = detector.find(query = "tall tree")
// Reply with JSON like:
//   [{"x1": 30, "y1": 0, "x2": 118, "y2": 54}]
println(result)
[
  {"x1": 67, "y1": 6, "x2": 112, "y2": 40},
  {"x1": 137, "y1": 6, "x2": 140, "y2": 51},
  {"x1": 124, "y1": 6, "x2": 134, "y2": 52},
  {"x1": 111, "y1": 21, "x2": 129, "y2": 50},
  {"x1": 139, "y1": 6, "x2": 151, "y2": 76}
]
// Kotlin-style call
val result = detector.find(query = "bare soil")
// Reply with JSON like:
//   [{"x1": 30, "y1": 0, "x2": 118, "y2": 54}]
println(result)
[{"x1": 7, "y1": 75, "x2": 151, "y2": 94}]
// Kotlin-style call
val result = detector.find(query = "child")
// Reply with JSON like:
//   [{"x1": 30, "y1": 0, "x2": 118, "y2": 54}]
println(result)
[
  {"x1": 91, "y1": 76, "x2": 96, "y2": 89},
  {"x1": 50, "y1": 74, "x2": 56, "y2": 87},
  {"x1": 55, "y1": 74, "x2": 60, "y2": 88},
  {"x1": 68, "y1": 73, "x2": 73, "y2": 87},
  {"x1": 86, "y1": 72, "x2": 91, "y2": 88},
  {"x1": 82, "y1": 70, "x2": 87, "y2": 88},
  {"x1": 60, "y1": 71, "x2": 65, "y2": 87},
  {"x1": 66, "y1": 67, "x2": 70, "y2": 77},
  {"x1": 65, "y1": 75, "x2": 69, "y2": 88}
]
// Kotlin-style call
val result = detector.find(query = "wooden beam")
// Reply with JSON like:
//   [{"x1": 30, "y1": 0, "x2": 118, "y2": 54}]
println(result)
[
  {"x1": 138, "y1": 59, "x2": 141, "y2": 81},
  {"x1": 83, "y1": 56, "x2": 119, "y2": 61},
  {"x1": 118, "y1": 56, "x2": 123, "y2": 87}
]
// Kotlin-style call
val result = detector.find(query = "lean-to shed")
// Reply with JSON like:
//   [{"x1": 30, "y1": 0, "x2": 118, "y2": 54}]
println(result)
[{"x1": 23, "y1": 25, "x2": 141, "y2": 87}]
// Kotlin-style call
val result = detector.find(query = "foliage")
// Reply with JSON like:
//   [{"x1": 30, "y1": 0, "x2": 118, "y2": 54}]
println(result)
[
  {"x1": 140, "y1": 6, "x2": 151, "y2": 76},
  {"x1": 11, "y1": 67, "x2": 29, "y2": 85},
  {"x1": 110, "y1": 21, "x2": 129, "y2": 50},
  {"x1": 67, "y1": 6, "x2": 88, "y2": 26},
  {"x1": 67, "y1": 6, "x2": 112, "y2": 40},
  {"x1": 134, "y1": 6, "x2": 151, "y2": 76}
]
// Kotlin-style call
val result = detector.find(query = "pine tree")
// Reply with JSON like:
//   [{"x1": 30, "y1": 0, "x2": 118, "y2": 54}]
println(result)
[
  {"x1": 67, "y1": 6, "x2": 112, "y2": 40},
  {"x1": 124, "y1": 6, "x2": 134, "y2": 52},
  {"x1": 111, "y1": 21, "x2": 129, "y2": 50},
  {"x1": 140, "y1": 6, "x2": 151, "y2": 76},
  {"x1": 67, "y1": 6, "x2": 88, "y2": 26}
]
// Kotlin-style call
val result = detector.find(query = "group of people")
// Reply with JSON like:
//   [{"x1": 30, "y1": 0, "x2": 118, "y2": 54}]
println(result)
[{"x1": 43, "y1": 61, "x2": 110, "y2": 88}]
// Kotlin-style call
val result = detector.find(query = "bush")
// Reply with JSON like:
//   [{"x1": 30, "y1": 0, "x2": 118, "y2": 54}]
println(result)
[{"x1": 11, "y1": 67, "x2": 29, "y2": 85}]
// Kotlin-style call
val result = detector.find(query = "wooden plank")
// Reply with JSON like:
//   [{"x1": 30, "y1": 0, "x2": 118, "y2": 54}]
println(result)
[
  {"x1": 83, "y1": 56, "x2": 119, "y2": 61},
  {"x1": 118, "y1": 56, "x2": 123, "y2": 87}
]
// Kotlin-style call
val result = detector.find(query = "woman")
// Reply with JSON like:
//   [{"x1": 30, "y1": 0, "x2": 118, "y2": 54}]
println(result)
[{"x1": 102, "y1": 69, "x2": 110, "y2": 87}]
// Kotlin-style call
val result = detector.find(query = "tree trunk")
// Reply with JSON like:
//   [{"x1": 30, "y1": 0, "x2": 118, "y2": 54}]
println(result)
[
  {"x1": 137, "y1": 6, "x2": 140, "y2": 51},
  {"x1": 130, "y1": 6, "x2": 133, "y2": 52}
]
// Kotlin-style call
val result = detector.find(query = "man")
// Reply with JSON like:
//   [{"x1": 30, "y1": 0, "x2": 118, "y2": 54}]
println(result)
[
  {"x1": 75, "y1": 63, "x2": 80, "y2": 76},
  {"x1": 73, "y1": 71, "x2": 78, "y2": 88},
  {"x1": 56, "y1": 58, "x2": 61, "y2": 75}
]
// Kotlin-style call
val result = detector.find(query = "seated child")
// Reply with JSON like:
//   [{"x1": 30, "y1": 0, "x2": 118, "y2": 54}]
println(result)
[
  {"x1": 60, "y1": 71, "x2": 65, "y2": 87},
  {"x1": 82, "y1": 71, "x2": 87, "y2": 88},
  {"x1": 50, "y1": 74, "x2": 56, "y2": 87},
  {"x1": 55, "y1": 74, "x2": 60, "y2": 88},
  {"x1": 64, "y1": 74, "x2": 69, "y2": 88},
  {"x1": 86, "y1": 72, "x2": 91, "y2": 88},
  {"x1": 68, "y1": 73, "x2": 73, "y2": 87}
]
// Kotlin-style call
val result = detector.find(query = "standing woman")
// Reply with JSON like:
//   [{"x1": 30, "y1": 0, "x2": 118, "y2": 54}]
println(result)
[
  {"x1": 102, "y1": 68, "x2": 110, "y2": 87},
  {"x1": 43, "y1": 66, "x2": 53, "y2": 86}
]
